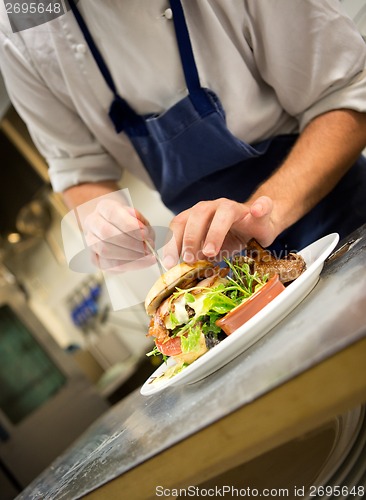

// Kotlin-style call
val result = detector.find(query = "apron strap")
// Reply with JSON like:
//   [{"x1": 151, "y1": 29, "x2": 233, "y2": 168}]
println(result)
[
  {"x1": 68, "y1": 0, "x2": 214, "y2": 131},
  {"x1": 67, "y1": 0, "x2": 148, "y2": 135},
  {"x1": 169, "y1": 0, "x2": 214, "y2": 116}
]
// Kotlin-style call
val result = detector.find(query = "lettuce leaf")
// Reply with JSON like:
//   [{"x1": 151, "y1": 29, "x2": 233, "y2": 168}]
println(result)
[{"x1": 181, "y1": 326, "x2": 202, "y2": 354}]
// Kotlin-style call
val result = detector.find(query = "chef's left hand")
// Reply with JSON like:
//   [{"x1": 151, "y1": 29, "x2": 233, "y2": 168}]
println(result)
[
  {"x1": 83, "y1": 199, "x2": 155, "y2": 272},
  {"x1": 163, "y1": 196, "x2": 277, "y2": 268}
]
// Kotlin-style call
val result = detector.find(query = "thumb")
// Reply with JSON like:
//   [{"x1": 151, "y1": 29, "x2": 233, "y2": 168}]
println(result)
[{"x1": 249, "y1": 196, "x2": 273, "y2": 218}]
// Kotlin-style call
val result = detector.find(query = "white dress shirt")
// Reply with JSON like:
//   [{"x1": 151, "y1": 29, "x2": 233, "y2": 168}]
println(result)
[{"x1": 0, "y1": 0, "x2": 365, "y2": 193}]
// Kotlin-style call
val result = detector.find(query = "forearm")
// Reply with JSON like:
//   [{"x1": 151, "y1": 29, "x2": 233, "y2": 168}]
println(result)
[
  {"x1": 250, "y1": 109, "x2": 366, "y2": 236},
  {"x1": 62, "y1": 180, "x2": 120, "y2": 209}
]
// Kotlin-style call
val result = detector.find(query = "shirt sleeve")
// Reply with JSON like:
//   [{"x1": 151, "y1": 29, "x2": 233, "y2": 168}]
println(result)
[
  {"x1": 0, "y1": 29, "x2": 122, "y2": 192},
  {"x1": 245, "y1": 0, "x2": 366, "y2": 131}
]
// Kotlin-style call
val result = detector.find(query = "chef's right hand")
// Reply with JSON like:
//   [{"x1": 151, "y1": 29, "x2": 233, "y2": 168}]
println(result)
[
  {"x1": 83, "y1": 198, "x2": 156, "y2": 272},
  {"x1": 163, "y1": 196, "x2": 276, "y2": 268}
]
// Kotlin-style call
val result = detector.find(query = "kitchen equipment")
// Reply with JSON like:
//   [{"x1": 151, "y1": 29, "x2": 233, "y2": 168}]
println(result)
[
  {"x1": 0, "y1": 267, "x2": 109, "y2": 491},
  {"x1": 16, "y1": 198, "x2": 65, "y2": 264},
  {"x1": 0, "y1": 130, "x2": 45, "y2": 241}
]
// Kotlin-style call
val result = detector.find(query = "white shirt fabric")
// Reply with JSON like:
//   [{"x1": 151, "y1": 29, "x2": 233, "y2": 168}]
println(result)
[{"x1": 0, "y1": 0, "x2": 365, "y2": 194}]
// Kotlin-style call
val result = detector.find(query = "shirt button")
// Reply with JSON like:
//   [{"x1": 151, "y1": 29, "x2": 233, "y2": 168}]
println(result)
[
  {"x1": 164, "y1": 8, "x2": 173, "y2": 20},
  {"x1": 76, "y1": 43, "x2": 87, "y2": 54}
]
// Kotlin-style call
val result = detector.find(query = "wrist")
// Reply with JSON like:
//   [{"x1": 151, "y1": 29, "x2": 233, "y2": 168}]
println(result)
[
  {"x1": 267, "y1": 199, "x2": 288, "y2": 237},
  {"x1": 62, "y1": 180, "x2": 120, "y2": 209}
]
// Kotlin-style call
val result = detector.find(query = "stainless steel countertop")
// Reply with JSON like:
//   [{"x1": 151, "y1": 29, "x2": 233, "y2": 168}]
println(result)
[{"x1": 19, "y1": 225, "x2": 366, "y2": 500}]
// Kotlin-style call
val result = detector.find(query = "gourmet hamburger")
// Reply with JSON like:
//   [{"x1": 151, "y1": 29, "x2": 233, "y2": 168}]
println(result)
[
  {"x1": 144, "y1": 240, "x2": 306, "y2": 375},
  {"x1": 145, "y1": 260, "x2": 229, "y2": 365}
]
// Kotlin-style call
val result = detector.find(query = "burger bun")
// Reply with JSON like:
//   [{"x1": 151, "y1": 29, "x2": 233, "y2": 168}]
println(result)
[{"x1": 145, "y1": 260, "x2": 215, "y2": 315}]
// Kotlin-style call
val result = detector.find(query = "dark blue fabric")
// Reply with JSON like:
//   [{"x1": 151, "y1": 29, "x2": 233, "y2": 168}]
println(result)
[
  {"x1": 109, "y1": 95, "x2": 148, "y2": 136},
  {"x1": 132, "y1": 89, "x2": 271, "y2": 207},
  {"x1": 68, "y1": 0, "x2": 116, "y2": 94},
  {"x1": 70, "y1": 0, "x2": 366, "y2": 252},
  {"x1": 169, "y1": 0, "x2": 215, "y2": 116}
]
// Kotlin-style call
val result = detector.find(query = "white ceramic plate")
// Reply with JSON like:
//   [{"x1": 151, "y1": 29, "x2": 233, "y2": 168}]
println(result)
[{"x1": 140, "y1": 233, "x2": 339, "y2": 396}]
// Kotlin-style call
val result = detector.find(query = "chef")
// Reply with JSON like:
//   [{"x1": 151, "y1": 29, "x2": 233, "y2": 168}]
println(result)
[{"x1": 1, "y1": 0, "x2": 366, "y2": 271}]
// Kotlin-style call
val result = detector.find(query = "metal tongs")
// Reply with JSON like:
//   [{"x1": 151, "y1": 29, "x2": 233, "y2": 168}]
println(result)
[{"x1": 144, "y1": 239, "x2": 167, "y2": 276}]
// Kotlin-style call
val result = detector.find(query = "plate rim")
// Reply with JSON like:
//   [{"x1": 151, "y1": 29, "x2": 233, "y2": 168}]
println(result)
[{"x1": 140, "y1": 233, "x2": 340, "y2": 396}]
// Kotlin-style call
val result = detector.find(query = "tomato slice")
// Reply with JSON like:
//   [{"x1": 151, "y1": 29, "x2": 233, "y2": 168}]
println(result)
[{"x1": 155, "y1": 337, "x2": 182, "y2": 356}]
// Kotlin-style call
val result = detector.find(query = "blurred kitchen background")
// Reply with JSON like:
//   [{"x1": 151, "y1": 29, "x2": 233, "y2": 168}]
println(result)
[
  {"x1": 0, "y1": 72, "x2": 174, "y2": 496},
  {"x1": 0, "y1": 0, "x2": 364, "y2": 496}
]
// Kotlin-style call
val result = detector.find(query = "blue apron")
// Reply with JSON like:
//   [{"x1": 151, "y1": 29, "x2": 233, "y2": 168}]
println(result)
[{"x1": 69, "y1": 0, "x2": 366, "y2": 252}]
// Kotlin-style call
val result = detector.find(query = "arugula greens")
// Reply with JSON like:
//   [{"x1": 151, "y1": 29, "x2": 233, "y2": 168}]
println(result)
[
  {"x1": 163, "y1": 258, "x2": 269, "y2": 354},
  {"x1": 148, "y1": 259, "x2": 270, "y2": 383},
  {"x1": 146, "y1": 345, "x2": 168, "y2": 362}
]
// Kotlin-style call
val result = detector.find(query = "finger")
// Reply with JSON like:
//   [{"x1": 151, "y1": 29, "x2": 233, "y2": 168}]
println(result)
[
  {"x1": 180, "y1": 202, "x2": 217, "y2": 263},
  {"x1": 86, "y1": 217, "x2": 146, "y2": 254},
  {"x1": 98, "y1": 201, "x2": 151, "y2": 242},
  {"x1": 86, "y1": 212, "x2": 146, "y2": 253},
  {"x1": 163, "y1": 211, "x2": 188, "y2": 268},
  {"x1": 84, "y1": 200, "x2": 151, "y2": 249},
  {"x1": 202, "y1": 200, "x2": 248, "y2": 258},
  {"x1": 247, "y1": 196, "x2": 275, "y2": 247},
  {"x1": 97, "y1": 253, "x2": 156, "y2": 272},
  {"x1": 91, "y1": 238, "x2": 147, "y2": 261},
  {"x1": 249, "y1": 196, "x2": 273, "y2": 218},
  {"x1": 124, "y1": 206, "x2": 156, "y2": 246},
  {"x1": 125, "y1": 207, "x2": 152, "y2": 236},
  {"x1": 101, "y1": 204, "x2": 155, "y2": 252}
]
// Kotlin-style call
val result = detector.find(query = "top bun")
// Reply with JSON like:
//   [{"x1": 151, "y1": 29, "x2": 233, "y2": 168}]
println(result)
[{"x1": 145, "y1": 260, "x2": 215, "y2": 315}]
